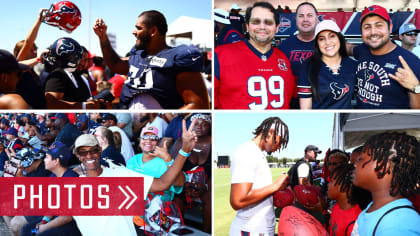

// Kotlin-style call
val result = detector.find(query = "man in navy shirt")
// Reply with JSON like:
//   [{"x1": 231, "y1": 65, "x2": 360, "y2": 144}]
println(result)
[
  {"x1": 215, "y1": 8, "x2": 243, "y2": 47},
  {"x1": 353, "y1": 5, "x2": 420, "y2": 109},
  {"x1": 229, "y1": 4, "x2": 246, "y2": 35},
  {"x1": 277, "y1": 2, "x2": 319, "y2": 108}
]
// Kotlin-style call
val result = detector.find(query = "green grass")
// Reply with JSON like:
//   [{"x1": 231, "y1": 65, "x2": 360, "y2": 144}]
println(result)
[{"x1": 214, "y1": 168, "x2": 289, "y2": 236}]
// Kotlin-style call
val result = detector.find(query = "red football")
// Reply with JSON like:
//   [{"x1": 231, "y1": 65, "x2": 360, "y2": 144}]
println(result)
[
  {"x1": 278, "y1": 206, "x2": 329, "y2": 236},
  {"x1": 273, "y1": 188, "x2": 294, "y2": 208},
  {"x1": 293, "y1": 185, "x2": 320, "y2": 206}
]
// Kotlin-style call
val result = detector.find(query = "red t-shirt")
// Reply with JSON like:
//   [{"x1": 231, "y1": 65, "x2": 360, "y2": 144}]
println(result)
[
  {"x1": 215, "y1": 40, "x2": 295, "y2": 109},
  {"x1": 108, "y1": 74, "x2": 126, "y2": 98},
  {"x1": 329, "y1": 203, "x2": 361, "y2": 236}
]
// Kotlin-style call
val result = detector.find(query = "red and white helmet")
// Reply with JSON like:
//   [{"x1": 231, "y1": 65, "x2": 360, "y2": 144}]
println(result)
[{"x1": 43, "y1": 1, "x2": 81, "y2": 33}]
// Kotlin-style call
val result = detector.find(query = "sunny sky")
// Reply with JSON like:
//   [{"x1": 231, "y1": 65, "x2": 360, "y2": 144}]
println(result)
[
  {"x1": 1, "y1": 0, "x2": 212, "y2": 57},
  {"x1": 214, "y1": 111, "x2": 336, "y2": 161}
]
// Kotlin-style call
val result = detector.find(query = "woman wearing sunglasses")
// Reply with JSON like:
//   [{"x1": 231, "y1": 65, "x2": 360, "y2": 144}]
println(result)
[{"x1": 297, "y1": 20, "x2": 357, "y2": 109}]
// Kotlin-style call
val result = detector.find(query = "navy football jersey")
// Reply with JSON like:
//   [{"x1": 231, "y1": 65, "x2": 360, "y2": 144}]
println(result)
[
  {"x1": 119, "y1": 45, "x2": 203, "y2": 109},
  {"x1": 297, "y1": 57, "x2": 357, "y2": 109},
  {"x1": 354, "y1": 44, "x2": 420, "y2": 109},
  {"x1": 277, "y1": 35, "x2": 315, "y2": 77}
]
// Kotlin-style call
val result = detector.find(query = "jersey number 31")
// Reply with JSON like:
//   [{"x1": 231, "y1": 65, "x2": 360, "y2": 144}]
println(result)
[{"x1": 247, "y1": 76, "x2": 285, "y2": 109}]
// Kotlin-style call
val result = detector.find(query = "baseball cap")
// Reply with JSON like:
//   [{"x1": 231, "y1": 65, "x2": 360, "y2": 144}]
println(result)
[
  {"x1": 5, "y1": 127, "x2": 18, "y2": 136},
  {"x1": 231, "y1": 3, "x2": 241, "y2": 10},
  {"x1": 47, "y1": 141, "x2": 71, "y2": 163},
  {"x1": 315, "y1": 20, "x2": 341, "y2": 38},
  {"x1": 141, "y1": 126, "x2": 159, "y2": 137},
  {"x1": 102, "y1": 113, "x2": 117, "y2": 123},
  {"x1": 73, "y1": 134, "x2": 99, "y2": 154},
  {"x1": 53, "y1": 113, "x2": 68, "y2": 120},
  {"x1": 399, "y1": 23, "x2": 420, "y2": 35},
  {"x1": 1, "y1": 119, "x2": 9, "y2": 125},
  {"x1": 305, "y1": 145, "x2": 322, "y2": 154},
  {"x1": 214, "y1": 9, "x2": 231, "y2": 25},
  {"x1": 0, "y1": 49, "x2": 29, "y2": 73},
  {"x1": 360, "y1": 5, "x2": 391, "y2": 24}
]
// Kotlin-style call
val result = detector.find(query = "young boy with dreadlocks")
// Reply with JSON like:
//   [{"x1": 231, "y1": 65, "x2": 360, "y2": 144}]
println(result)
[
  {"x1": 328, "y1": 163, "x2": 363, "y2": 236},
  {"x1": 229, "y1": 117, "x2": 290, "y2": 235},
  {"x1": 352, "y1": 132, "x2": 420, "y2": 235}
]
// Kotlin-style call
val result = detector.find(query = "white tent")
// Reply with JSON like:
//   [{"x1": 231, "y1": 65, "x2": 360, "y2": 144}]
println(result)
[
  {"x1": 166, "y1": 16, "x2": 213, "y2": 49},
  {"x1": 332, "y1": 113, "x2": 420, "y2": 150}
]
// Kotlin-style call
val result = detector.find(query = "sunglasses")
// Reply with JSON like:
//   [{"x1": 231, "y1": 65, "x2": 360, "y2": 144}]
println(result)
[
  {"x1": 78, "y1": 147, "x2": 100, "y2": 157},
  {"x1": 249, "y1": 18, "x2": 275, "y2": 26},
  {"x1": 404, "y1": 32, "x2": 418, "y2": 37},
  {"x1": 141, "y1": 134, "x2": 160, "y2": 141}
]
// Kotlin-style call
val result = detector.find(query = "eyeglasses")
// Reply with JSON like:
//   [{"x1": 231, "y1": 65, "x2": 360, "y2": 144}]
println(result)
[
  {"x1": 78, "y1": 147, "x2": 100, "y2": 157},
  {"x1": 404, "y1": 32, "x2": 418, "y2": 37},
  {"x1": 249, "y1": 18, "x2": 275, "y2": 26},
  {"x1": 141, "y1": 134, "x2": 160, "y2": 141}
]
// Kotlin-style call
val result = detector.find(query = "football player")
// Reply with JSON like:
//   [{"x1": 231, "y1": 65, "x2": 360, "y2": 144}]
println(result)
[
  {"x1": 215, "y1": 2, "x2": 295, "y2": 109},
  {"x1": 93, "y1": 11, "x2": 210, "y2": 109}
]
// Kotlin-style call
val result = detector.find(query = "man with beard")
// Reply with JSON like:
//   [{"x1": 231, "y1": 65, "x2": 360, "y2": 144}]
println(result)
[
  {"x1": 353, "y1": 5, "x2": 420, "y2": 108},
  {"x1": 229, "y1": 117, "x2": 289, "y2": 235},
  {"x1": 215, "y1": 2, "x2": 295, "y2": 109},
  {"x1": 288, "y1": 145, "x2": 322, "y2": 189},
  {"x1": 93, "y1": 11, "x2": 209, "y2": 109}
]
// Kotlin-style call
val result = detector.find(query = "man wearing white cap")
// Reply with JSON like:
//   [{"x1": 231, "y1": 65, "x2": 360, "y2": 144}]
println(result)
[
  {"x1": 215, "y1": 8, "x2": 243, "y2": 47},
  {"x1": 397, "y1": 23, "x2": 420, "y2": 59},
  {"x1": 229, "y1": 3, "x2": 245, "y2": 35}
]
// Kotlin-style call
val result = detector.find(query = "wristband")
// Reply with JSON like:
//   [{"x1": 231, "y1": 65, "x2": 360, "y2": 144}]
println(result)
[
  {"x1": 82, "y1": 102, "x2": 86, "y2": 109},
  {"x1": 166, "y1": 160, "x2": 174, "y2": 166},
  {"x1": 178, "y1": 149, "x2": 191, "y2": 158},
  {"x1": 42, "y1": 216, "x2": 50, "y2": 223}
]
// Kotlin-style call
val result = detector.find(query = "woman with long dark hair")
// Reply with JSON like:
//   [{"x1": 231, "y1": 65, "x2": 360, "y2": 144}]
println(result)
[{"x1": 297, "y1": 20, "x2": 357, "y2": 109}]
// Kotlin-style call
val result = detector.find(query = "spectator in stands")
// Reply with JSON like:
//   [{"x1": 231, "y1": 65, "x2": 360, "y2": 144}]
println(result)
[
  {"x1": 229, "y1": 4, "x2": 246, "y2": 35},
  {"x1": 115, "y1": 113, "x2": 133, "y2": 139},
  {"x1": 277, "y1": 2, "x2": 319, "y2": 108},
  {"x1": 127, "y1": 126, "x2": 185, "y2": 234},
  {"x1": 94, "y1": 126, "x2": 126, "y2": 166},
  {"x1": 20, "y1": 142, "x2": 81, "y2": 236},
  {"x1": 145, "y1": 113, "x2": 168, "y2": 138},
  {"x1": 77, "y1": 47, "x2": 97, "y2": 96},
  {"x1": 31, "y1": 115, "x2": 58, "y2": 146},
  {"x1": 5, "y1": 127, "x2": 24, "y2": 152},
  {"x1": 54, "y1": 113, "x2": 80, "y2": 149},
  {"x1": 214, "y1": 9, "x2": 243, "y2": 47},
  {"x1": 284, "y1": 5, "x2": 292, "y2": 13},
  {"x1": 0, "y1": 50, "x2": 29, "y2": 109},
  {"x1": 397, "y1": 23, "x2": 420, "y2": 59},
  {"x1": 277, "y1": 5, "x2": 284, "y2": 14},
  {"x1": 101, "y1": 113, "x2": 135, "y2": 163},
  {"x1": 171, "y1": 114, "x2": 212, "y2": 233}
]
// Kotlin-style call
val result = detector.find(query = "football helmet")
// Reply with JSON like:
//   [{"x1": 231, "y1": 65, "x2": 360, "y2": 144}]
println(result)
[
  {"x1": 43, "y1": 37, "x2": 83, "y2": 70},
  {"x1": 43, "y1": 1, "x2": 82, "y2": 33}
]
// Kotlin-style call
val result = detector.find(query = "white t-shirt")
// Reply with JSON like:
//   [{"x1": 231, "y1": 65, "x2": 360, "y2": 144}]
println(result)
[
  {"x1": 230, "y1": 141, "x2": 275, "y2": 235},
  {"x1": 74, "y1": 164, "x2": 153, "y2": 236}
]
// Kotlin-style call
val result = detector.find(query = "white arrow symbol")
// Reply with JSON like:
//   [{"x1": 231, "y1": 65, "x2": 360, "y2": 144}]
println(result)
[{"x1": 118, "y1": 185, "x2": 138, "y2": 210}]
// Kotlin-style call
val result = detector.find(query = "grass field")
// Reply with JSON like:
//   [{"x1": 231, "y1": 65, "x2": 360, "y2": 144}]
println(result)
[{"x1": 214, "y1": 168, "x2": 289, "y2": 235}]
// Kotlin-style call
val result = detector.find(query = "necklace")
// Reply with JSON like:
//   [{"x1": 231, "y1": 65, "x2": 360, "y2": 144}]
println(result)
[{"x1": 326, "y1": 64, "x2": 341, "y2": 75}]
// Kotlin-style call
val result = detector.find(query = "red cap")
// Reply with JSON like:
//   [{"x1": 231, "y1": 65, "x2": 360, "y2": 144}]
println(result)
[{"x1": 360, "y1": 5, "x2": 391, "y2": 24}]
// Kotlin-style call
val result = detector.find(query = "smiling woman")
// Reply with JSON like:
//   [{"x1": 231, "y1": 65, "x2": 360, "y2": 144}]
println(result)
[{"x1": 297, "y1": 19, "x2": 357, "y2": 109}]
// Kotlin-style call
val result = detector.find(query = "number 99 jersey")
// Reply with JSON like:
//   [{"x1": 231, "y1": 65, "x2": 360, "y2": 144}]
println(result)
[{"x1": 214, "y1": 40, "x2": 295, "y2": 109}]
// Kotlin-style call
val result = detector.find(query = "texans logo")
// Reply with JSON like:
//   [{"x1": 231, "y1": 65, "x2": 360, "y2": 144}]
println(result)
[
  {"x1": 56, "y1": 39, "x2": 75, "y2": 56},
  {"x1": 330, "y1": 82, "x2": 349, "y2": 100},
  {"x1": 58, "y1": 5, "x2": 75, "y2": 14},
  {"x1": 365, "y1": 70, "x2": 375, "y2": 82},
  {"x1": 278, "y1": 59, "x2": 288, "y2": 71}
]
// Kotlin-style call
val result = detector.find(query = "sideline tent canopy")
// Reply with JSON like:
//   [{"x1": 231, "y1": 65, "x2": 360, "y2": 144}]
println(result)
[
  {"x1": 333, "y1": 113, "x2": 420, "y2": 150},
  {"x1": 166, "y1": 16, "x2": 212, "y2": 49}
]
